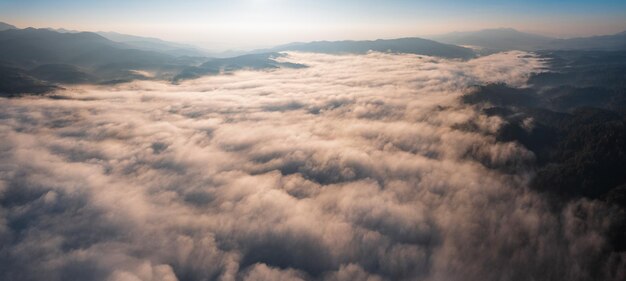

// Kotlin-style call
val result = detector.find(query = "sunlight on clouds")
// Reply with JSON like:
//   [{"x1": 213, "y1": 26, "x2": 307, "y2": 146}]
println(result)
[{"x1": 0, "y1": 51, "x2": 621, "y2": 281}]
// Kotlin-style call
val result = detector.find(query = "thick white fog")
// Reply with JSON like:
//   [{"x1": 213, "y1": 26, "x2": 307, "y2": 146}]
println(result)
[{"x1": 0, "y1": 52, "x2": 622, "y2": 281}]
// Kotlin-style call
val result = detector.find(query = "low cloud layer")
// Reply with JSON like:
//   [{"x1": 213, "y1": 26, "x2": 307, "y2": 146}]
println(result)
[{"x1": 0, "y1": 52, "x2": 623, "y2": 281}]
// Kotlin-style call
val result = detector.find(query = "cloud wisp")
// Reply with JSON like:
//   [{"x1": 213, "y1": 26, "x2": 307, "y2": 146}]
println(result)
[{"x1": 0, "y1": 51, "x2": 622, "y2": 281}]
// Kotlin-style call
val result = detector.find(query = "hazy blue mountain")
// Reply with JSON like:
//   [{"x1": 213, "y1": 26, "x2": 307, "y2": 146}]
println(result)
[
  {"x1": 0, "y1": 21, "x2": 16, "y2": 31},
  {"x1": 428, "y1": 28, "x2": 554, "y2": 51},
  {"x1": 0, "y1": 28, "x2": 135, "y2": 67},
  {"x1": 44, "y1": 27, "x2": 80, "y2": 33},
  {"x1": 0, "y1": 27, "x2": 203, "y2": 90},
  {"x1": 175, "y1": 53, "x2": 307, "y2": 81},
  {"x1": 545, "y1": 32, "x2": 626, "y2": 51},
  {"x1": 206, "y1": 49, "x2": 251, "y2": 58},
  {"x1": 45, "y1": 27, "x2": 213, "y2": 57},
  {"x1": 254, "y1": 37, "x2": 476, "y2": 59},
  {"x1": 28, "y1": 64, "x2": 95, "y2": 84},
  {"x1": 97, "y1": 31, "x2": 210, "y2": 57},
  {"x1": 429, "y1": 28, "x2": 626, "y2": 51},
  {"x1": 0, "y1": 64, "x2": 58, "y2": 96}
]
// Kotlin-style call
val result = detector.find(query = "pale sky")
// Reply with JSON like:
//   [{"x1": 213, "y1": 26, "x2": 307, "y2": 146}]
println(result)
[{"x1": 1, "y1": 0, "x2": 626, "y2": 50}]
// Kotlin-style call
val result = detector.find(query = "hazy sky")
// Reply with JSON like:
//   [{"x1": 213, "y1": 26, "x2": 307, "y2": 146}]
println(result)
[{"x1": 1, "y1": 0, "x2": 626, "y2": 50}]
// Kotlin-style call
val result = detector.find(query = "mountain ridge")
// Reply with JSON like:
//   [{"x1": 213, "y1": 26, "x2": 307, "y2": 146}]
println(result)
[
  {"x1": 0, "y1": 21, "x2": 17, "y2": 31},
  {"x1": 252, "y1": 37, "x2": 476, "y2": 59},
  {"x1": 429, "y1": 28, "x2": 626, "y2": 51}
]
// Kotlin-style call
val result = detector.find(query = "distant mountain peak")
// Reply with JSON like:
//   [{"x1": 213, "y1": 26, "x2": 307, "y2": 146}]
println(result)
[
  {"x1": 96, "y1": 31, "x2": 210, "y2": 57},
  {"x1": 481, "y1": 27, "x2": 519, "y2": 32},
  {"x1": 0, "y1": 21, "x2": 17, "y2": 31}
]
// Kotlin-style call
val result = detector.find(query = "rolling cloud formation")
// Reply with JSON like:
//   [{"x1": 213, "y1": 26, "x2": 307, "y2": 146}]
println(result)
[{"x1": 0, "y1": 52, "x2": 623, "y2": 281}]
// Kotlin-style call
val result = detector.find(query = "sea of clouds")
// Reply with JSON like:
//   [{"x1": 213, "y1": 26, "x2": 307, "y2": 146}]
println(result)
[{"x1": 0, "y1": 51, "x2": 623, "y2": 281}]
